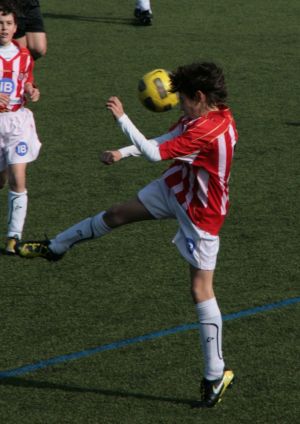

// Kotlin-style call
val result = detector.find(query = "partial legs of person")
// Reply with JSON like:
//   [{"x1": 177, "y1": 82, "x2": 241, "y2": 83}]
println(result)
[
  {"x1": 14, "y1": 1, "x2": 47, "y2": 60},
  {"x1": 134, "y1": 0, "x2": 152, "y2": 25},
  {"x1": 191, "y1": 266, "x2": 234, "y2": 407},
  {"x1": 16, "y1": 197, "x2": 154, "y2": 259},
  {"x1": 16, "y1": 188, "x2": 234, "y2": 406},
  {"x1": 4, "y1": 163, "x2": 28, "y2": 254},
  {"x1": 15, "y1": 32, "x2": 47, "y2": 60}
]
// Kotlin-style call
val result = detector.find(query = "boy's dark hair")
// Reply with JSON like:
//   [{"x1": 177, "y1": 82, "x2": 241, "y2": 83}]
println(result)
[
  {"x1": 0, "y1": 0, "x2": 18, "y2": 21},
  {"x1": 170, "y1": 62, "x2": 227, "y2": 106}
]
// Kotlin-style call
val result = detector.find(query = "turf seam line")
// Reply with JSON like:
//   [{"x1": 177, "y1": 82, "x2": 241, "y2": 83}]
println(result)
[{"x1": 0, "y1": 296, "x2": 299, "y2": 378}]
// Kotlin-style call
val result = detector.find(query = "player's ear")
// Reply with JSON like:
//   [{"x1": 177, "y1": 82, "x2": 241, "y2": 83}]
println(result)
[
  {"x1": 12, "y1": 21, "x2": 17, "y2": 36},
  {"x1": 195, "y1": 90, "x2": 206, "y2": 104}
]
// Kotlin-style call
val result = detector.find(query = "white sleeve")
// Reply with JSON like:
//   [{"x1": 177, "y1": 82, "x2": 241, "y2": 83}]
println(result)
[
  {"x1": 117, "y1": 114, "x2": 162, "y2": 162},
  {"x1": 118, "y1": 145, "x2": 142, "y2": 158},
  {"x1": 118, "y1": 127, "x2": 179, "y2": 158}
]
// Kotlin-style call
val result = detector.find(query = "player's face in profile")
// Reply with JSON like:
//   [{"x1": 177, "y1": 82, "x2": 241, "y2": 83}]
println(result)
[
  {"x1": 179, "y1": 93, "x2": 202, "y2": 119},
  {"x1": 0, "y1": 12, "x2": 17, "y2": 46}
]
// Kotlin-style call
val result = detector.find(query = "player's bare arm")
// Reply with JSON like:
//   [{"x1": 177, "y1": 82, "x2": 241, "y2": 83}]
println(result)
[
  {"x1": 24, "y1": 83, "x2": 40, "y2": 102},
  {"x1": 106, "y1": 96, "x2": 124, "y2": 119},
  {"x1": 100, "y1": 150, "x2": 122, "y2": 165}
]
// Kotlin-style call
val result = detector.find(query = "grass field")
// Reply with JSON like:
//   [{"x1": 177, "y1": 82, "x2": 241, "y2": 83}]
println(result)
[{"x1": 0, "y1": 0, "x2": 299, "y2": 422}]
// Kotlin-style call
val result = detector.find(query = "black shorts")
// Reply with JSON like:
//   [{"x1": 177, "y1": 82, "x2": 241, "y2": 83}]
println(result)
[{"x1": 14, "y1": 0, "x2": 45, "y2": 38}]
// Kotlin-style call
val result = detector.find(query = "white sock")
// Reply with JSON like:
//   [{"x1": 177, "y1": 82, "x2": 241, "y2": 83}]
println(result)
[
  {"x1": 196, "y1": 298, "x2": 225, "y2": 380},
  {"x1": 7, "y1": 190, "x2": 28, "y2": 239},
  {"x1": 50, "y1": 211, "x2": 111, "y2": 254},
  {"x1": 136, "y1": 0, "x2": 151, "y2": 12}
]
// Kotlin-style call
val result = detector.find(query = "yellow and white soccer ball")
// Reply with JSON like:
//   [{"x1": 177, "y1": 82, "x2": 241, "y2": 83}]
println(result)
[{"x1": 138, "y1": 69, "x2": 179, "y2": 112}]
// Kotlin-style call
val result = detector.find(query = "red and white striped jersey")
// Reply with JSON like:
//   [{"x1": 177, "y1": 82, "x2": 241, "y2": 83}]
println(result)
[
  {"x1": 0, "y1": 41, "x2": 34, "y2": 112},
  {"x1": 159, "y1": 106, "x2": 238, "y2": 235}
]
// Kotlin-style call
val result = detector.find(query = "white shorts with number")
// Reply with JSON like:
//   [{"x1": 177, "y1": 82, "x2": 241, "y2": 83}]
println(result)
[
  {"x1": 0, "y1": 108, "x2": 41, "y2": 172},
  {"x1": 138, "y1": 178, "x2": 220, "y2": 270}
]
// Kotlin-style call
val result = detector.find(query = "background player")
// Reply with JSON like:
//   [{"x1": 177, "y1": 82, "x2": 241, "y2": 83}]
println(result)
[
  {"x1": 13, "y1": 0, "x2": 47, "y2": 60},
  {"x1": 17, "y1": 62, "x2": 237, "y2": 408},
  {"x1": 134, "y1": 0, "x2": 152, "y2": 25},
  {"x1": 0, "y1": 0, "x2": 41, "y2": 254}
]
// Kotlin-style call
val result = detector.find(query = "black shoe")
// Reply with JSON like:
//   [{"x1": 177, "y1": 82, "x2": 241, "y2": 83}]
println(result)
[
  {"x1": 15, "y1": 239, "x2": 64, "y2": 261},
  {"x1": 134, "y1": 9, "x2": 153, "y2": 25},
  {"x1": 193, "y1": 369, "x2": 235, "y2": 408},
  {"x1": 134, "y1": 7, "x2": 142, "y2": 18}
]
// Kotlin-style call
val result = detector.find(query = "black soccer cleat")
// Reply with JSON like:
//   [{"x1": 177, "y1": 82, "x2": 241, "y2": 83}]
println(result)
[
  {"x1": 193, "y1": 369, "x2": 235, "y2": 408},
  {"x1": 15, "y1": 239, "x2": 64, "y2": 262},
  {"x1": 134, "y1": 8, "x2": 153, "y2": 25},
  {"x1": 134, "y1": 7, "x2": 142, "y2": 18}
]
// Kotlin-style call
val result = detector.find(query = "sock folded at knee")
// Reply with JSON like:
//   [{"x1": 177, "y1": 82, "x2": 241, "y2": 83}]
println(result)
[
  {"x1": 7, "y1": 190, "x2": 28, "y2": 239},
  {"x1": 196, "y1": 297, "x2": 225, "y2": 380},
  {"x1": 50, "y1": 211, "x2": 111, "y2": 254},
  {"x1": 91, "y1": 211, "x2": 111, "y2": 236}
]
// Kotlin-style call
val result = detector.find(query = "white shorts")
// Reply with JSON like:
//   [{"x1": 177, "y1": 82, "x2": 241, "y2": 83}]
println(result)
[
  {"x1": 0, "y1": 108, "x2": 41, "y2": 172},
  {"x1": 138, "y1": 178, "x2": 220, "y2": 270}
]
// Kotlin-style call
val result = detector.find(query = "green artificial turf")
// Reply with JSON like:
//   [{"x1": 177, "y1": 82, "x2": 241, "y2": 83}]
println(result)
[{"x1": 0, "y1": 1, "x2": 299, "y2": 422}]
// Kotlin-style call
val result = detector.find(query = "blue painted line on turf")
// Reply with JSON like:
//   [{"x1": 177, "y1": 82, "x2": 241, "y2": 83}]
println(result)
[{"x1": 0, "y1": 297, "x2": 299, "y2": 379}]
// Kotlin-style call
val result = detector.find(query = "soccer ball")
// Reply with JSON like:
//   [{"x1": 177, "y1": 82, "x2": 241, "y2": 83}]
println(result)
[{"x1": 138, "y1": 69, "x2": 179, "y2": 112}]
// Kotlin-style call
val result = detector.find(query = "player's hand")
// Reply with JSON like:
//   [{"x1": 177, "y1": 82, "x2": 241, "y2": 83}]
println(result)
[
  {"x1": 25, "y1": 84, "x2": 40, "y2": 102},
  {"x1": 0, "y1": 93, "x2": 9, "y2": 108},
  {"x1": 106, "y1": 96, "x2": 124, "y2": 119},
  {"x1": 100, "y1": 150, "x2": 122, "y2": 165}
]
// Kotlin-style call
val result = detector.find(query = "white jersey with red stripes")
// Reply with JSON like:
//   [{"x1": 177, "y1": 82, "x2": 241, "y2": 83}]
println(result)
[
  {"x1": 159, "y1": 106, "x2": 238, "y2": 235},
  {"x1": 0, "y1": 40, "x2": 34, "y2": 112}
]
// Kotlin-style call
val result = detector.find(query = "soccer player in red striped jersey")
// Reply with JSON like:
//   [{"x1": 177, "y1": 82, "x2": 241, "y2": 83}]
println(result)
[
  {"x1": 16, "y1": 62, "x2": 237, "y2": 407},
  {"x1": 0, "y1": 0, "x2": 41, "y2": 254}
]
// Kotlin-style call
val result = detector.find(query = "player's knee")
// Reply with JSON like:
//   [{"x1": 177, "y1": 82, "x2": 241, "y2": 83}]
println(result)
[
  {"x1": 38, "y1": 44, "x2": 47, "y2": 57},
  {"x1": 191, "y1": 273, "x2": 214, "y2": 303},
  {"x1": 191, "y1": 283, "x2": 202, "y2": 303},
  {"x1": 30, "y1": 45, "x2": 47, "y2": 60},
  {"x1": 105, "y1": 204, "x2": 128, "y2": 227},
  {"x1": 191, "y1": 284, "x2": 210, "y2": 304},
  {"x1": 28, "y1": 37, "x2": 47, "y2": 59}
]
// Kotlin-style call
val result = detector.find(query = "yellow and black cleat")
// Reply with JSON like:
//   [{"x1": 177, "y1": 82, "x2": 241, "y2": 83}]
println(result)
[
  {"x1": 192, "y1": 369, "x2": 235, "y2": 408},
  {"x1": 16, "y1": 240, "x2": 64, "y2": 262},
  {"x1": 5, "y1": 237, "x2": 18, "y2": 255}
]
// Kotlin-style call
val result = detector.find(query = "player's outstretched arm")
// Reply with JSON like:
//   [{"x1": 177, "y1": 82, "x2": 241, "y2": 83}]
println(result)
[
  {"x1": 106, "y1": 96, "x2": 162, "y2": 162},
  {"x1": 104, "y1": 96, "x2": 142, "y2": 162}
]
